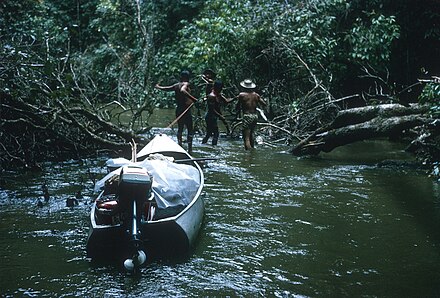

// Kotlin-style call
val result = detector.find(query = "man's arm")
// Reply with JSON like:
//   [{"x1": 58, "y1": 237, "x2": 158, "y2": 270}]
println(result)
[
  {"x1": 235, "y1": 95, "x2": 242, "y2": 119},
  {"x1": 258, "y1": 94, "x2": 267, "y2": 107},
  {"x1": 155, "y1": 83, "x2": 177, "y2": 92},
  {"x1": 214, "y1": 106, "x2": 225, "y2": 120},
  {"x1": 201, "y1": 75, "x2": 213, "y2": 85},
  {"x1": 221, "y1": 94, "x2": 237, "y2": 104},
  {"x1": 180, "y1": 82, "x2": 198, "y2": 102}
]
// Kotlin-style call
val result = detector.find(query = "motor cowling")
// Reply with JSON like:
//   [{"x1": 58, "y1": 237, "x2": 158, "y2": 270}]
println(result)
[{"x1": 118, "y1": 165, "x2": 152, "y2": 212}]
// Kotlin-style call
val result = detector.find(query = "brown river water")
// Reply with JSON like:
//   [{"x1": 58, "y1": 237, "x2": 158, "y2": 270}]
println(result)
[{"x1": 1, "y1": 109, "x2": 440, "y2": 297}]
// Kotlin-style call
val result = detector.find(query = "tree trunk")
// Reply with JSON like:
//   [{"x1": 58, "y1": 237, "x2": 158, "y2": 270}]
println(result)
[{"x1": 290, "y1": 104, "x2": 433, "y2": 156}]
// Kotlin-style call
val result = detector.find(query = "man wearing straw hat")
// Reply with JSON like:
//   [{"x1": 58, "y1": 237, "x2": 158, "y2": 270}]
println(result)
[
  {"x1": 155, "y1": 70, "x2": 198, "y2": 153},
  {"x1": 236, "y1": 79, "x2": 266, "y2": 150}
]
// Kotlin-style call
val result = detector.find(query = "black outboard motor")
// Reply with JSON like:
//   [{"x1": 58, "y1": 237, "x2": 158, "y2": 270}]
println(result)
[{"x1": 118, "y1": 165, "x2": 153, "y2": 271}]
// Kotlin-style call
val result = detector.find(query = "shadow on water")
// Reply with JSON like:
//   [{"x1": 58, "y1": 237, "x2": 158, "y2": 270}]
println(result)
[{"x1": 1, "y1": 130, "x2": 440, "y2": 297}]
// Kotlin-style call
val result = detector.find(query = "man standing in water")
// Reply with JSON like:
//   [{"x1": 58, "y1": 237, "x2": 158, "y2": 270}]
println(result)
[
  {"x1": 201, "y1": 69, "x2": 216, "y2": 96},
  {"x1": 155, "y1": 70, "x2": 198, "y2": 153},
  {"x1": 201, "y1": 69, "x2": 231, "y2": 134},
  {"x1": 236, "y1": 79, "x2": 266, "y2": 150},
  {"x1": 202, "y1": 80, "x2": 233, "y2": 145}
]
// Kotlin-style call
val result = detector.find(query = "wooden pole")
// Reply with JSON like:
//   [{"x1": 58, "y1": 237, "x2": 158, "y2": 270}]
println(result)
[{"x1": 166, "y1": 102, "x2": 195, "y2": 128}]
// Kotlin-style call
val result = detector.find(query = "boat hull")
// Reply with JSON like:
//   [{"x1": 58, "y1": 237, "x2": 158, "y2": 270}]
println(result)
[{"x1": 86, "y1": 196, "x2": 204, "y2": 260}]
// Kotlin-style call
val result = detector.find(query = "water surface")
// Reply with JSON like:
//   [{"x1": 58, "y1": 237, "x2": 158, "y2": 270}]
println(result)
[{"x1": 1, "y1": 126, "x2": 440, "y2": 297}]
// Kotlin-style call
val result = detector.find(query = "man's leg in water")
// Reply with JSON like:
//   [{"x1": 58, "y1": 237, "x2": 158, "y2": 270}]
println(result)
[
  {"x1": 186, "y1": 113, "x2": 194, "y2": 153},
  {"x1": 242, "y1": 128, "x2": 252, "y2": 150},
  {"x1": 177, "y1": 120, "x2": 184, "y2": 146},
  {"x1": 212, "y1": 124, "x2": 219, "y2": 145},
  {"x1": 202, "y1": 114, "x2": 213, "y2": 144},
  {"x1": 250, "y1": 122, "x2": 257, "y2": 148}
]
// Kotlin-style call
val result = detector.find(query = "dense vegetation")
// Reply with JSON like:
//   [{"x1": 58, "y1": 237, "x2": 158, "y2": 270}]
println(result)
[{"x1": 1, "y1": 0, "x2": 439, "y2": 171}]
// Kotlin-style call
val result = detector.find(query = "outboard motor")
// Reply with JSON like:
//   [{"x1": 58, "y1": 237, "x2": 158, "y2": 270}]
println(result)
[{"x1": 118, "y1": 165, "x2": 153, "y2": 271}]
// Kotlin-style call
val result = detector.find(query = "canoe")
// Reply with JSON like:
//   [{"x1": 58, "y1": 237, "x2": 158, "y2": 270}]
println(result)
[{"x1": 86, "y1": 134, "x2": 205, "y2": 270}]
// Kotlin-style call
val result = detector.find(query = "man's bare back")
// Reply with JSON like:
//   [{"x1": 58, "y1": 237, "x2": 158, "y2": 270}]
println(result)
[
  {"x1": 238, "y1": 91, "x2": 266, "y2": 114},
  {"x1": 174, "y1": 82, "x2": 195, "y2": 107}
]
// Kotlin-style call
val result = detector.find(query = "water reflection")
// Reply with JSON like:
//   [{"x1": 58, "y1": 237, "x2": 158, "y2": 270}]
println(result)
[{"x1": 1, "y1": 134, "x2": 440, "y2": 296}]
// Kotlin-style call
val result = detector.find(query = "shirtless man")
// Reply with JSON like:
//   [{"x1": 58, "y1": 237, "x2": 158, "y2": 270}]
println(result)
[
  {"x1": 155, "y1": 70, "x2": 198, "y2": 153},
  {"x1": 236, "y1": 79, "x2": 266, "y2": 150},
  {"x1": 201, "y1": 69, "x2": 231, "y2": 134},
  {"x1": 202, "y1": 80, "x2": 233, "y2": 145}
]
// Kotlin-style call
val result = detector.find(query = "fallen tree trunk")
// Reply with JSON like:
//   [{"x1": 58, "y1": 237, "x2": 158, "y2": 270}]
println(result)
[
  {"x1": 331, "y1": 104, "x2": 430, "y2": 129},
  {"x1": 290, "y1": 103, "x2": 433, "y2": 156}
]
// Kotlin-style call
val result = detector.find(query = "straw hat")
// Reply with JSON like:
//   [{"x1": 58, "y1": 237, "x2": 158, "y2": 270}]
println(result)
[{"x1": 240, "y1": 79, "x2": 256, "y2": 89}]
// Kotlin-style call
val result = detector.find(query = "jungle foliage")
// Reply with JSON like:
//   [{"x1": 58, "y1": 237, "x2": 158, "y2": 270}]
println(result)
[{"x1": 1, "y1": 0, "x2": 439, "y2": 169}]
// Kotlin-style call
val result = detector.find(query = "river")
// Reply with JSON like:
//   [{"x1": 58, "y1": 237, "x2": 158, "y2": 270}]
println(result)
[{"x1": 1, "y1": 111, "x2": 440, "y2": 297}]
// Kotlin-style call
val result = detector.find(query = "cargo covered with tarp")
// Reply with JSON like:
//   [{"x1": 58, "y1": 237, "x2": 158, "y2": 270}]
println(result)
[{"x1": 94, "y1": 156, "x2": 201, "y2": 210}]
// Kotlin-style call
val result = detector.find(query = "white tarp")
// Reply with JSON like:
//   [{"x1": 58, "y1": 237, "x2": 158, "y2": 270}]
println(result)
[
  {"x1": 94, "y1": 157, "x2": 200, "y2": 209},
  {"x1": 139, "y1": 159, "x2": 200, "y2": 209}
]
